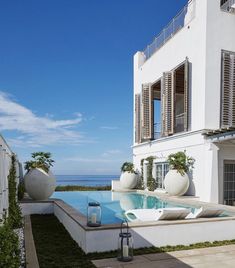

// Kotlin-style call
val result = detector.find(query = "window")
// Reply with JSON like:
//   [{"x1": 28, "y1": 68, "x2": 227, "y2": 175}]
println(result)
[
  {"x1": 134, "y1": 58, "x2": 190, "y2": 144},
  {"x1": 221, "y1": 50, "x2": 235, "y2": 129},
  {"x1": 154, "y1": 162, "x2": 169, "y2": 190},
  {"x1": 224, "y1": 161, "x2": 235, "y2": 206}
]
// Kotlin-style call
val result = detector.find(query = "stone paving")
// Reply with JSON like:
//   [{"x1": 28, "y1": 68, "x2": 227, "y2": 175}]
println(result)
[{"x1": 92, "y1": 245, "x2": 235, "y2": 268}]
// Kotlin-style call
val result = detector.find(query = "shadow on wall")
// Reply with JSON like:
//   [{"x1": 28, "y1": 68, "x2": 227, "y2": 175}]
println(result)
[{"x1": 185, "y1": 170, "x2": 195, "y2": 196}]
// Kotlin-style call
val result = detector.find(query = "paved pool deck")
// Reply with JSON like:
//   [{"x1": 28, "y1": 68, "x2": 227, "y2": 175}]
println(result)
[{"x1": 93, "y1": 244, "x2": 235, "y2": 268}]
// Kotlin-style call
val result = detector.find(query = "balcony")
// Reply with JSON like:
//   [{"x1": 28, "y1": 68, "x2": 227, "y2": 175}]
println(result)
[
  {"x1": 143, "y1": 0, "x2": 196, "y2": 62},
  {"x1": 221, "y1": 0, "x2": 235, "y2": 12}
]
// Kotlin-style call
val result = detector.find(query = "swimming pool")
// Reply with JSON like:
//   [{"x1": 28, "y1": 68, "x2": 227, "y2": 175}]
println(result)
[{"x1": 52, "y1": 191, "x2": 196, "y2": 224}]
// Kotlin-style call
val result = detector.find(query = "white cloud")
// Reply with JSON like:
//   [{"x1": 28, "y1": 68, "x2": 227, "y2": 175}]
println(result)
[
  {"x1": 0, "y1": 91, "x2": 89, "y2": 147},
  {"x1": 102, "y1": 149, "x2": 122, "y2": 157},
  {"x1": 100, "y1": 126, "x2": 119, "y2": 130},
  {"x1": 64, "y1": 157, "x2": 120, "y2": 163}
]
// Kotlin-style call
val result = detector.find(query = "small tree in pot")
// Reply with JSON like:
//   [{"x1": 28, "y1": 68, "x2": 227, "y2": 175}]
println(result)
[
  {"x1": 120, "y1": 162, "x2": 139, "y2": 190},
  {"x1": 164, "y1": 151, "x2": 195, "y2": 196},
  {"x1": 24, "y1": 152, "x2": 56, "y2": 200}
]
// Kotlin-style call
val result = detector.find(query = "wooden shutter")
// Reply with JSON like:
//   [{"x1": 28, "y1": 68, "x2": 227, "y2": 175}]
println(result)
[
  {"x1": 162, "y1": 72, "x2": 174, "y2": 136},
  {"x1": 135, "y1": 94, "x2": 141, "y2": 143},
  {"x1": 184, "y1": 58, "x2": 189, "y2": 131},
  {"x1": 141, "y1": 84, "x2": 153, "y2": 140},
  {"x1": 221, "y1": 51, "x2": 235, "y2": 128}
]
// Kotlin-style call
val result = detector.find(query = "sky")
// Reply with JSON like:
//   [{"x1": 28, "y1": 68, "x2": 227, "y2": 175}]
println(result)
[{"x1": 0, "y1": 0, "x2": 187, "y2": 175}]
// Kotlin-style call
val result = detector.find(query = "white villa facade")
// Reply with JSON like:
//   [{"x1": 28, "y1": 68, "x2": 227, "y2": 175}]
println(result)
[{"x1": 133, "y1": 0, "x2": 235, "y2": 204}]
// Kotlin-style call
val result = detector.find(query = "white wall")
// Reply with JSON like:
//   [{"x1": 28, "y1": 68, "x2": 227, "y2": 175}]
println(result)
[
  {"x1": 133, "y1": 0, "x2": 235, "y2": 203},
  {"x1": 134, "y1": 0, "x2": 208, "y2": 135},
  {"x1": 205, "y1": 0, "x2": 235, "y2": 129},
  {"x1": 0, "y1": 135, "x2": 13, "y2": 221}
]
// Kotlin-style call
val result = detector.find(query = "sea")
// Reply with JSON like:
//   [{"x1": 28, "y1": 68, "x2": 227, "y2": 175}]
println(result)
[{"x1": 55, "y1": 175, "x2": 119, "y2": 187}]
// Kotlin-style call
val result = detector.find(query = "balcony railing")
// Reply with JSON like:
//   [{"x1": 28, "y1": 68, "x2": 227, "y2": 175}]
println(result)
[
  {"x1": 221, "y1": 0, "x2": 235, "y2": 12},
  {"x1": 143, "y1": 0, "x2": 196, "y2": 62}
]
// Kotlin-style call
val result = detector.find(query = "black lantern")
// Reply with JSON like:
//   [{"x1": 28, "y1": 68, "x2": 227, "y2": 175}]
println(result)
[
  {"x1": 87, "y1": 202, "x2": 101, "y2": 227},
  {"x1": 117, "y1": 220, "x2": 133, "y2": 262}
]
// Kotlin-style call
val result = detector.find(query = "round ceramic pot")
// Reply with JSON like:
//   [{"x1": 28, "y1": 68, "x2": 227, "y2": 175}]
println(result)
[
  {"x1": 120, "y1": 172, "x2": 138, "y2": 189},
  {"x1": 164, "y1": 169, "x2": 189, "y2": 196},
  {"x1": 24, "y1": 168, "x2": 56, "y2": 200}
]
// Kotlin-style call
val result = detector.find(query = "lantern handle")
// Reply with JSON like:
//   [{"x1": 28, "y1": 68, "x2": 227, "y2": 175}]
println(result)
[{"x1": 120, "y1": 219, "x2": 129, "y2": 234}]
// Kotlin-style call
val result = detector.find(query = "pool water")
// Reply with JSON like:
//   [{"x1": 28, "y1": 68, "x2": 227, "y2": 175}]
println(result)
[{"x1": 52, "y1": 191, "x2": 195, "y2": 224}]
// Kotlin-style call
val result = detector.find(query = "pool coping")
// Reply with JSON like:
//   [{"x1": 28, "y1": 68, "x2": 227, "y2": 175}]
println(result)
[{"x1": 20, "y1": 190, "x2": 235, "y2": 231}]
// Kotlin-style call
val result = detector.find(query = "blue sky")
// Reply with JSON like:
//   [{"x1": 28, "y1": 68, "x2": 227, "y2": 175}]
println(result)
[{"x1": 0, "y1": 0, "x2": 187, "y2": 175}]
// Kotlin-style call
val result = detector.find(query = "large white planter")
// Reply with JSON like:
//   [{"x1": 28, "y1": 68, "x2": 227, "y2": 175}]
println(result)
[
  {"x1": 120, "y1": 172, "x2": 138, "y2": 189},
  {"x1": 164, "y1": 169, "x2": 189, "y2": 196},
  {"x1": 24, "y1": 168, "x2": 56, "y2": 200}
]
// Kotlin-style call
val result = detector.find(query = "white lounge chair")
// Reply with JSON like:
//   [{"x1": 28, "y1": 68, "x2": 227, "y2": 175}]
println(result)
[
  {"x1": 125, "y1": 207, "x2": 191, "y2": 222},
  {"x1": 186, "y1": 207, "x2": 225, "y2": 219}
]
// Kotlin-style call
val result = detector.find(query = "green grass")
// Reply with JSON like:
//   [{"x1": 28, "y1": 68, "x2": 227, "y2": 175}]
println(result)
[
  {"x1": 31, "y1": 215, "x2": 96, "y2": 268},
  {"x1": 31, "y1": 214, "x2": 235, "y2": 266},
  {"x1": 55, "y1": 185, "x2": 111, "y2": 191},
  {"x1": 88, "y1": 239, "x2": 235, "y2": 260}
]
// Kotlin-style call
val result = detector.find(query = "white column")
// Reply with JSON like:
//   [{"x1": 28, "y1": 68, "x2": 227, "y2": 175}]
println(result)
[
  {"x1": 204, "y1": 143, "x2": 220, "y2": 203},
  {"x1": 143, "y1": 160, "x2": 149, "y2": 190}
]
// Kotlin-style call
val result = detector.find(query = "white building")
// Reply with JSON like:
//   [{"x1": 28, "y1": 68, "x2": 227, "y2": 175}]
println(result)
[
  {"x1": 0, "y1": 134, "x2": 21, "y2": 222},
  {"x1": 133, "y1": 0, "x2": 235, "y2": 204}
]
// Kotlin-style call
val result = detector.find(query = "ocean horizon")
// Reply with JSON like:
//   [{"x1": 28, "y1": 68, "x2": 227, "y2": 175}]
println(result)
[{"x1": 55, "y1": 174, "x2": 119, "y2": 187}]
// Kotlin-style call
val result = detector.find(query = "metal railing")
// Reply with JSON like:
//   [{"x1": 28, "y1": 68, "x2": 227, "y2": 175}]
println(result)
[
  {"x1": 143, "y1": 0, "x2": 196, "y2": 61},
  {"x1": 221, "y1": 0, "x2": 235, "y2": 12}
]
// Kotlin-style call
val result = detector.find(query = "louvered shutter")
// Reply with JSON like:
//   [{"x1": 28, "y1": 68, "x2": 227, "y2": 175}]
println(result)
[
  {"x1": 184, "y1": 58, "x2": 189, "y2": 131},
  {"x1": 162, "y1": 72, "x2": 174, "y2": 136},
  {"x1": 141, "y1": 84, "x2": 153, "y2": 140},
  {"x1": 221, "y1": 51, "x2": 235, "y2": 128},
  {"x1": 135, "y1": 94, "x2": 141, "y2": 143}
]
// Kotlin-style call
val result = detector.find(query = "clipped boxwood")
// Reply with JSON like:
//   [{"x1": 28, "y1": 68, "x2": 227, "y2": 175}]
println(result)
[{"x1": 0, "y1": 223, "x2": 20, "y2": 268}]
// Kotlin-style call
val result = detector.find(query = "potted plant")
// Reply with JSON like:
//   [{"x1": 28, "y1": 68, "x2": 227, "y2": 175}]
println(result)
[
  {"x1": 164, "y1": 151, "x2": 195, "y2": 196},
  {"x1": 24, "y1": 152, "x2": 56, "y2": 200},
  {"x1": 120, "y1": 162, "x2": 139, "y2": 190}
]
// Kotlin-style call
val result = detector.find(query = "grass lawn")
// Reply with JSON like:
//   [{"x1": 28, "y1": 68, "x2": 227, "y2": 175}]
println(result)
[{"x1": 31, "y1": 214, "x2": 96, "y2": 268}]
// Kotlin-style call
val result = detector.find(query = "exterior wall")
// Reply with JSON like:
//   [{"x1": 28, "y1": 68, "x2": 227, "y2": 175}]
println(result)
[
  {"x1": 20, "y1": 202, "x2": 54, "y2": 216},
  {"x1": 0, "y1": 135, "x2": 13, "y2": 221},
  {"x1": 134, "y1": 0, "x2": 208, "y2": 136},
  {"x1": 133, "y1": 0, "x2": 235, "y2": 203},
  {"x1": 205, "y1": 0, "x2": 235, "y2": 130},
  {"x1": 133, "y1": 132, "x2": 212, "y2": 202}
]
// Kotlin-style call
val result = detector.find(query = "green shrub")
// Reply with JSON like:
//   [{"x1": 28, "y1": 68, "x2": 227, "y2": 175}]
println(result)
[
  {"x1": 17, "y1": 181, "x2": 25, "y2": 201},
  {"x1": 55, "y1": 185, "x2": 111, "y2": 191},
  {"x1": 121, "y1": 162, "x2": 137, "y2": 173},
  {"x1": 8, "y1": 155, "x2": 22, "y2": 229},
  {"x1": 0, "y1": 223, "x2": 20, "y2": 268},
  {"x1": 24, "y1": 152, "x2": 54, "y2": 173},
  {"x1": 167, "y1": 151, "x2": 195, "y2": 176}
]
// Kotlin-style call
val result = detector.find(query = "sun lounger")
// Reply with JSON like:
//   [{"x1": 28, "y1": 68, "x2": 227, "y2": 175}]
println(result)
[
  {"x1": 125, "y1": 207, "x2": 191, "y2": 222},
  {"x1": 186, "y1": 207, "x2": 225, "y2": 219}
]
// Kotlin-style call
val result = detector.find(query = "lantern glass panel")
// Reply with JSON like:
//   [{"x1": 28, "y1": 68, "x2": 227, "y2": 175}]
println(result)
[
  {"x1": 87, "y1": 202, "x2": 101, "y2": 227},
  {"x1": 118, "y1": 232, "x2": 133, "y2": 262}
]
